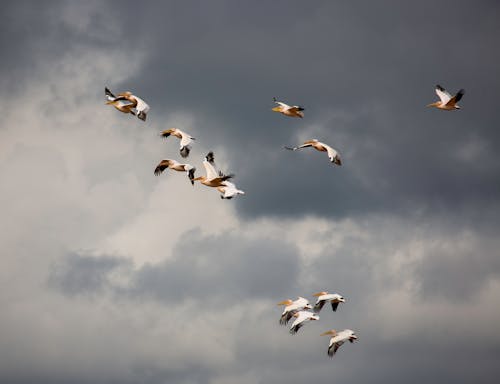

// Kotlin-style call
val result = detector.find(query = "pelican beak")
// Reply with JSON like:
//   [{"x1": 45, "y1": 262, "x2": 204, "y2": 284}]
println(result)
[
  {"x1": 272, "y1": 107, "x2": 281, "y2": 112},
  {"x1": 320, "y1": 331, "x2": 331, "y2": 336}
]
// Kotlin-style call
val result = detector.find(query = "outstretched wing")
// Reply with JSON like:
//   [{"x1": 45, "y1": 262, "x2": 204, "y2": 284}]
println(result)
[
  {"x1": 203, "y1": 159, "x2": 219, "y2": 180},
  {"x1": 154, "y1": 160, "x2": 173, "y2": 176},
  {"x1": 314, "y1": 300, "x2": 325, "y2": 313},
  {"x1": 446, "y1": 89, "x2": 465, "y2": 106},
  {"x1": 435, "y1": 84, "x2": 451, "y2": 104}
]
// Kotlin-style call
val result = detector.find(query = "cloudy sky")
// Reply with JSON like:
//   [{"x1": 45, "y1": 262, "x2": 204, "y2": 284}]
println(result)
[{"x1": 1, "y1": 1, "x2": 500, "y2": 383}]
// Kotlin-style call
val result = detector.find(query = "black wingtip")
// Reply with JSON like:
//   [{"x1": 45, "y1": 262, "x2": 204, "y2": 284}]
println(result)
[
  {"x1": 455, "y1": 89, "x2": 465, "y2": 102},
  {"x1": 206, "y1": 151, "x2": 215, "y2": 163},
  {"x1": 180, "y1": 146, "x2": 190, "y2": 158},
  {"x1": 436, "y1": 84, "x2": 445, "y2": 91}
]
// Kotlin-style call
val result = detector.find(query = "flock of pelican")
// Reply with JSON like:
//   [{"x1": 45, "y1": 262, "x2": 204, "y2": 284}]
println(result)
[
  {"x1": 277, "y1": 291, "x2": 357, "y2": 357},
  {"x1": 105, "y1": 82, "x2": 464, "y2": 358},
  {"x1": 106, "y1": 86, "x2": 244, "y2": 199}
]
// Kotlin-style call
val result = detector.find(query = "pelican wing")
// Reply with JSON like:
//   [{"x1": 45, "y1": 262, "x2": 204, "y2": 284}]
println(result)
[
  {"x1": 179, "y1": 131, "x2": 194, "y2": 158},
  {"x1": 279, "y1": 310, "x2": 296, "y2": 325},
  {"x1": 446, "y1": 89, "x2": 465, "y2": 106},
  {"x1": 435, "y1": 85, "x2": 451, "y2": 104},
  {"x1": 328, "y1": 341, "x2": 345, "y2": 357},
  {"x1": 105, "y1": 87, "x2": 116, "y2": 101},
  {"x1": 203, "y1": 159, "x2": 219, "y2": 180},
  {"x1": 314, "y1": 299, "x2": 326, "y2": 313},
  {"x1": 131, "y1": 96, "x2": 149, "y2": 121},
  {"x1": 187, "y1": 167, "x2": 196, "y2": 185},
  {"x1": 289, "y1": 106, "x2": 305, "y2": 112},
  {"x1": 275, "y1": 101, "x2": 290, "y2": 109},
  {"x1": 331, "y1": 301, "x2": 340, "y2": 312},
  {"x1": 219, "y1": 181, "x2": 244, "y2": 199},
  {"x1": 154, "y1": 159, "x2": 174, "y2": 176},
  {"x1": 324, "y1": 144, "x2": 342, "y2": 165}
]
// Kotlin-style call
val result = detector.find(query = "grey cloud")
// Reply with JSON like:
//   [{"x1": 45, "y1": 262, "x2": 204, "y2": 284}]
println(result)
[
  {"x1": 49, "y1": 229, "x2": 301, "y2": 304},
  {"x1": 48, "y1": 252, "x2": 128, "y2": 296}
]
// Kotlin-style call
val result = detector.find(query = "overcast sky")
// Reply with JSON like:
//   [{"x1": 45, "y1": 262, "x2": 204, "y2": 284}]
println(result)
[{"x1": 1, "y1": 1, "x2": 500, "y2": 383}]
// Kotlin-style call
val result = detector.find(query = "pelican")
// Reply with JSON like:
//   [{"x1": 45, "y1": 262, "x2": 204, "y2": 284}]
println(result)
[
  {"x1": 105, "y1": 87, "x2": 150, "y2": 121},
  {"x1": 427, "y1": 84, "x2": 465, "y2": 110},
  {"x1": 271, "y1": 97, "x2": 305, "y2": 118},
  {"x1": 289, "y1": 311, "x2": 319, "y2": 334},
  {"x1": 285, "y1": 139, "x2": 341, "y2": 165},
  {"x1": 217, "y1": 181, "x2": 245, "y2": 199},
  {"x1": 312, "y1": 291, "x2": 346, "y2": 313},
  {"x1": 154, "y1": 159, "x2": 196, "y2": 185},
  {"x1": 192, "y1": 152, "x2": 234, "y2": 188},
  {"x1": 160, "y1": 128, "x2": 195, "y2": 158},
  {"x1": 320, "y1": 329, "x2": 358, "y2": 357},
  {"x1": 277, "y1": 297, "x2": 313, "y2": 325}
]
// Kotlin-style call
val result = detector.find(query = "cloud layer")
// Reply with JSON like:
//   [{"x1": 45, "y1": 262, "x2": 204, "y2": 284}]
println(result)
[{"x1": 1, "y1": 1, "x2": 500, "y2": 383}]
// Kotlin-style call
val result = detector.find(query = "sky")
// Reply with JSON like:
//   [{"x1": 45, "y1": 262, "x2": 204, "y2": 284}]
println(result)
[{"x1": 1, "y1": 1, "x2": 500, "y2": 383}]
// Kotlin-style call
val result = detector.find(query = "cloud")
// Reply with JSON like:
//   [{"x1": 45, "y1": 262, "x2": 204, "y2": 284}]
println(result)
[{"x1": 1, "y1": 1, "x2": 500, "y2": 384}]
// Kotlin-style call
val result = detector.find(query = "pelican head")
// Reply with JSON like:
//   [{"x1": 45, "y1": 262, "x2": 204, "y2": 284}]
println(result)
[
  {"x1": 304, "y1": 304, "x2": 313, "y2": 310},
  {"x1": 339, "y1": 296, "x2": 346, "y2": 303},
  {"x1": 320, "y1": 329, "x2": 337, "y2": 337}
]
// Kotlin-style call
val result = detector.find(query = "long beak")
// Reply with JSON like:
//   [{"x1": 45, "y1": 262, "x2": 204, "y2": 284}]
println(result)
[
  {"x1": 277, "y1": 300, "x2": 291, "y2": 306},
  {"x1": 272, "y1": 107, "x2": 281, "y2": 112},
  {"x1": 426, "y1": 102, "x2": 438, "y2": 108},
  {"x1": 320, "y1": 331, "x2": 332, "y2": 336},
  {"x1": 312, "y1": 292, "x2": 325, "y2": 297}
]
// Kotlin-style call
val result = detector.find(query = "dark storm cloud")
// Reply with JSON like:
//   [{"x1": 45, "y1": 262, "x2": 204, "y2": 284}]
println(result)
[
  {"x1": 3, "y1": 1, "x2": 499, "y2": 219},
  {"x1": 87, "y1": 0, "x2": 500, "y2": 220}
]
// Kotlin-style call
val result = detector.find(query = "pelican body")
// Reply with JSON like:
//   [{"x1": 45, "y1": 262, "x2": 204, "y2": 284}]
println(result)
[
  {"x1": 105, "y1": 87, "x2": 150, "y2": 121},
  {"x1": 321, "y1": 329, "x2": 358, "y2": 357},
  {"x1": 160, "y1": 128, "x2": 195, "y2": 158},
  {"x1": 277, "y1": 297, "x2": 313, "y2": 325},
  {"x1": 272, "y1": 98, "x2": 305, "y2": 118},
  {"x1": 193, "y1": 152, "x2": 234, "y2": 188},
  {"x1": 154, "y1": 159, "x2": 196, "y2": 185},
  {"x1": 289, "y1": 311, "x2": 319, "y2": 334},
  {"x1": 285, "y1": 139, "x2": 341, "y2": 165},
  {"x1": 427, "y1": 84, "x2": 464, "y2": 110},
  {"x1": 312, "y1": 291, "x2": 346, "y2": 313},
  {"x1": 217, "y1": 181, "x2": 245, "y2": 199}
]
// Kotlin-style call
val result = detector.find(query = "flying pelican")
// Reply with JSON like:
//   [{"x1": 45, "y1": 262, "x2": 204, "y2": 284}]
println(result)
[
  {"x1": 192, "y1": 152, "x2": 234, "y2": 188},
  {"x1": 160, "y1": 128, "x2": 195, "y2": 158},
  {"x1": 320, "y1": 329, "x2": 358, "y2": 357},
  {"x1": 154, "y1": 159, "x2": 196, "y2": 185},
  {"x1": 312, "y1": 291, "x2": 346, "y2": 313},
  {"x1": 427, "y1": 84, "x2": 465, "y2": 110},
  {"x1": 272, "y1": 97, "x2": 305, "y2": 118},
  {"x1": 285, "y1": 139, "x2": 342, "y2": 165},
  {"x1": 277, "y1": 297, "x2": 313, "y2": 325},
  {"x1": 289, "y1": 311, "x2": 319, "y2": 334},
  {"x1": 217, "y1": 181, "x2": 245, "y2": 199},
  {"x1": 105, "y1": 87, "x2": 150, "y2": 121}
]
